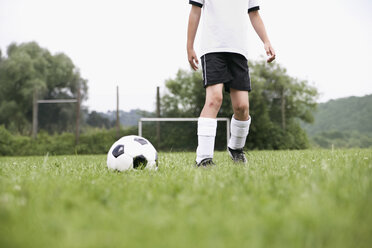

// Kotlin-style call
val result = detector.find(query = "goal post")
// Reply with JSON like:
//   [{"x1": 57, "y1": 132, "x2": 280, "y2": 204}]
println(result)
[{"x1": 138, "y1": 117, "x2": 230, "y2": 149}]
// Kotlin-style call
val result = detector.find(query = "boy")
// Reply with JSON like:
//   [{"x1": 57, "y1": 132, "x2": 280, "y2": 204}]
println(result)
[{"x1": 187, "y1": 0, "x2": 276, "y2": 166}]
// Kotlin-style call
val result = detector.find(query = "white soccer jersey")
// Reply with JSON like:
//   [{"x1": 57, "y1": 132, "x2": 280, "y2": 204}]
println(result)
[{"x1": 189, "y1": 0, "x2": 260, "y2": 60}]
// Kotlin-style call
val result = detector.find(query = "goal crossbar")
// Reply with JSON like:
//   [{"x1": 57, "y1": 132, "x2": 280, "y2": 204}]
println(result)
[
  {"x1": 37, "y1": 99, "x2": 78, "y2": 104},
  {"x1": 138, "y1": 117, "x2": 230, "y2": 149}
]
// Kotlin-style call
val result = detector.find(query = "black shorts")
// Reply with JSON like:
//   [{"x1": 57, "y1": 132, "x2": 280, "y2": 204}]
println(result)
[{"x1": 201, "y1": 52, "x2": 251, "y2": 92}]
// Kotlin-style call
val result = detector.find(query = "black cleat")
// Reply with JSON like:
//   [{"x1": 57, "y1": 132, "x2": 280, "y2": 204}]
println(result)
[
  {"x1": 228, "y1": 147, "x2": 247, "y2": 163},
  {"x1": 196, "y1": 158, "x2": 216, "y2": 167}
]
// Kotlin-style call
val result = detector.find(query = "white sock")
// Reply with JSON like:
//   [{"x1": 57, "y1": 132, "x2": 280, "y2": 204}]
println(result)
[
  {"x1": 196, "y1": 117, "x2": 217, "y2": 163},
  {"x1": 228, "y1": 116, "x2": 251, "y2": 150}
]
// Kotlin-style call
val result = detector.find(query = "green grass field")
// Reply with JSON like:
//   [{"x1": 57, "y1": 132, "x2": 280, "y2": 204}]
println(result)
[{"x1": 0, "y1": 149, "x2": 371, "y2": 248}]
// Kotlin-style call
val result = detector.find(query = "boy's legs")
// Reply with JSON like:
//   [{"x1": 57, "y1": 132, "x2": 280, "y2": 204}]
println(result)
[
  {"x1": 228, "y1": 89, "x2": 251, "y2": 162},
  {"x1": 196, "y1": 84, "x2": 223, "y2": 164}
]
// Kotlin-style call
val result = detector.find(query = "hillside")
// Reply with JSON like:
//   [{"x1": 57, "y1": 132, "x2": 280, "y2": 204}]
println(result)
[
  {"x1": 303, "y1": 94, "x2": 372, "y2": 148},
  {"x1": 104, "y1": 109, "x2": 154, "y2": 127},
  {"x1": 86, "y1": 109, "x2": 154, "y2": 129}
]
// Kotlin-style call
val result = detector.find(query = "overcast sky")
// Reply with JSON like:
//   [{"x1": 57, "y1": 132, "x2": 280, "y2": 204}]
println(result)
[{"x1": 1, "y1": 0, "x2": 371, "y2": 112}]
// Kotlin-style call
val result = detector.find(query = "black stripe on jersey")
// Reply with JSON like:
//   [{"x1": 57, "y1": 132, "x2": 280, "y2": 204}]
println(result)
[
  {"x1": 248, "y1": 6, "x2": 260, "y2": 13},
  {"x1": 189, "y1": 1, "x2": 203, "y2": 8}
]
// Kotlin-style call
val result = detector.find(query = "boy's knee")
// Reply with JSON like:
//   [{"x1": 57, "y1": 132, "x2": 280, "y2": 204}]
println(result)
[
  {"x1": 206, "y1": 93, "x2": 223, "y2": 109},
  {"x1": 233, "y1": 103, "x2": 249, "y2": 119},
  {"x1": 234, "y1": 102, "x2": 249, "y2": 112}
]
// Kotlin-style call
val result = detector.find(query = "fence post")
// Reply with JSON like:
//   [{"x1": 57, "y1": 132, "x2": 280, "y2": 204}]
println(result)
[
  {"x1": 116, "y1": 86, "x2": 120, "y2": 139},
  {"x1": 156, "y1": 86, "x2": 160, "y2": 148},
  {"x1": 32, "y1": 89, "x2": 38, "y2": 139},
  {"x1": 75, "y1": 83, "x2": 81, "y2": 145}
]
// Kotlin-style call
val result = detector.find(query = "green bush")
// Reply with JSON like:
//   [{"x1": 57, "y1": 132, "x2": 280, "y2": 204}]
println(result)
[
  {"x1": 0, "y1": 127, "x2": 138, "y2": 156},
  {"x1": 0, "y1": 125, "x2": 14, "y2": 155}
]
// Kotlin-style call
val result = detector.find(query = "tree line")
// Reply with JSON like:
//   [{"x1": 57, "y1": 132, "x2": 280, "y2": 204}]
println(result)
[
  {"x1": 0, "y1": 42, "x2": 149, "y2": 135},
  {"x1": 0, "y1": 41, "x2": 319, "y2": 154}
]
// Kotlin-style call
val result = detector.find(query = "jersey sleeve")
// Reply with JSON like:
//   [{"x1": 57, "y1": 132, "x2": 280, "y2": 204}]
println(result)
[
  {"x1": 189, "y1": 0, "x2": 204, "y2": 8},
  {"x1": 248, "y1": 0, "x2": 260, "y2": 13}
]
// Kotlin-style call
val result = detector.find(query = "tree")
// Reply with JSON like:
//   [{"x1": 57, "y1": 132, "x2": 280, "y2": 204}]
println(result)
[
  {"x1": 159, "y1": 60, "x2": 318, "y2": 150},
  {"x1": 0, "y1": 42, "x2": 88, "y2": 134},
  {"x1": 247, "y1": 60, "x2": 318, "y2": 149},
  {"x1": 86, "y1": 111, "x2": 114, "y2": 129}
]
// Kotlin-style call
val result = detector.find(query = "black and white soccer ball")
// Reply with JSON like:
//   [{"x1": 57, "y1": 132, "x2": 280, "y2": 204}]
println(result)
[{"x1": 107, "y1": 135, "x2": 158, "y2": 171}]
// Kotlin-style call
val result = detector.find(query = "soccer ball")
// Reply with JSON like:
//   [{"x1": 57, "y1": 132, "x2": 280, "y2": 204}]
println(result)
[{"x1": 107, "y1": 135, "x2": 158, "y2": 171}]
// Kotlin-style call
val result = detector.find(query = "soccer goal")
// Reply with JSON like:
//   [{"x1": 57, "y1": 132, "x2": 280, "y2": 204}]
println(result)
[{"x1": 138, "y1": 117, "x2": 231, "y2": 149}]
